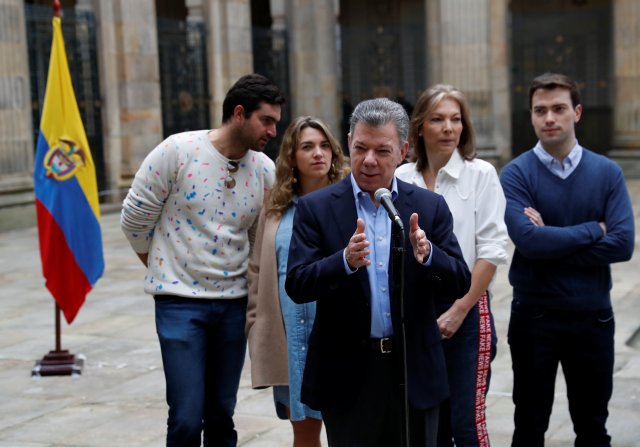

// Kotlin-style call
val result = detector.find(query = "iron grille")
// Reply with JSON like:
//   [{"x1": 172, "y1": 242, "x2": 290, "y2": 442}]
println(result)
[{"x1": 157, "y1": 18, "x2": 210, "y2": 139}]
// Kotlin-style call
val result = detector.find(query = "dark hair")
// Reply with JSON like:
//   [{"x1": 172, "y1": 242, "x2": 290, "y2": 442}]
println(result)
[
  {"x1": 409, "y1": 84, "x2": 476, "y2": 171},
  {"x1": 528, "y1": 72, "x2": 581, "y2": 109},
  {"x1": 221, "y1": 74, "x2": 286, "y2": 123}
]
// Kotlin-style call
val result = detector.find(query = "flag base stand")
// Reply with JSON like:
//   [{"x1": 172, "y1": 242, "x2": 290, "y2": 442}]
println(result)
[
  {"x1": 31, "y1": 304, "x2": 83, "y2": 377},
  {"x1": 32, "y1": 350, "x2": 83, "y2": 377}
]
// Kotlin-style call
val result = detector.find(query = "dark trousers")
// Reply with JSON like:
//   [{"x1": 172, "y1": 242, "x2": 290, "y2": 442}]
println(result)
[
  {"x1": 322, "y1": 349, "x2": 439, "y2": 447},
  {"x1": 508, "y1": 300, "x2": 614, "y2": 447},
  {"x1": 438, "y1": 293, "x2": 497, "y2": 447}
]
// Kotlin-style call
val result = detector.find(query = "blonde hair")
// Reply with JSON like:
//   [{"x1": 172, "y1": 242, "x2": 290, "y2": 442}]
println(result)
[
  {"x1": 265, "y1": 116, "x2": 348, "y2": 217},
  {"x1": 409, "y1": 84, "x2": 476, "y2": 171}
]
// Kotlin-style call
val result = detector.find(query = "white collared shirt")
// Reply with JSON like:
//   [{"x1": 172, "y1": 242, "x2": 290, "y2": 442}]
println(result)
[{"x1": 395, "y1": 150, "x2": 508, "y2": 272}]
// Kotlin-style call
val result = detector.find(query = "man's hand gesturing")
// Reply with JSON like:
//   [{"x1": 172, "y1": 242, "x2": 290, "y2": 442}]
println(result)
[
  {"x1": 345, "y1": 218, "x2": 371, "y2": 269},
  {"x1": 409, "y1": 213, "x2": 430, "y2": 263}
]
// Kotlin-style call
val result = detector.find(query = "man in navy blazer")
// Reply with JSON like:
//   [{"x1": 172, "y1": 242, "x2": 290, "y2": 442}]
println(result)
[{"x1": 285, "y1": 98, "x2": 471, "y2": 446}]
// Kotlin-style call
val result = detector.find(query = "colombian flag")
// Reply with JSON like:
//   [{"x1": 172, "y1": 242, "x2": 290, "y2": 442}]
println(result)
[{"x1": 33, "y1": 16, "x2": 104, "y2": 324}]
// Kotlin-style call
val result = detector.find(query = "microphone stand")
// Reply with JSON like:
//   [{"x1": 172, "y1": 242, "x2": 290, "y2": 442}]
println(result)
[{"x1": 391, "y1": 222, "x2": 410, "y2": 447}]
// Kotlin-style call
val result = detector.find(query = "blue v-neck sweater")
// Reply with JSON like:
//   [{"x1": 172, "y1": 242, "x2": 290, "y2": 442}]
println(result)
[{"x1": 500, "y1": 149, "x2": 635, "y2": 311}]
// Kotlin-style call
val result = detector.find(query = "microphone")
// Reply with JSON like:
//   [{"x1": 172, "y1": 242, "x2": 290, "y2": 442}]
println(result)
[{"x1": 374, "y1": 188, "x2": 404, "y2": 231}]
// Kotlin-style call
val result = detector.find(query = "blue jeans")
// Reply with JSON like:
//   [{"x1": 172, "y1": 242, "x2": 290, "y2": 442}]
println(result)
[
  {"x1": 438, "y1": 293, "x2": 497, "y2": 447},
  {"x1": 508, "y1": 300, "x2": 614, "y2": 447},
  {"x1": 155, "y1": 295, "x2": 248, "y2": 447}
]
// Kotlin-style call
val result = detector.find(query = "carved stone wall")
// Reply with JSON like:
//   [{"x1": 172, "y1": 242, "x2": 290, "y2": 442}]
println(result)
[
  {"x1": 1, "y1": 0, "x2": 638, "y2": 217},
  {"x1": 0, "y1": 0, "x2": 34, "y2": 202}
]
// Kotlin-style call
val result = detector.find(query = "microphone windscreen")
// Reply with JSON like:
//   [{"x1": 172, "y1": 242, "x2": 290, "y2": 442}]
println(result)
[{"x1": 374, "y1": 187, "x2": 391, "y2": 202}]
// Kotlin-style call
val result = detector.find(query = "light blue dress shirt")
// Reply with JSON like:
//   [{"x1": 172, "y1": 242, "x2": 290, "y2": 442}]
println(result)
[
  {"x1": 533, "y1": 141, "x2": 583, "y2": 179},
  {"x1": 343, "y1": 174, "x2": 432, "y2": 337}
]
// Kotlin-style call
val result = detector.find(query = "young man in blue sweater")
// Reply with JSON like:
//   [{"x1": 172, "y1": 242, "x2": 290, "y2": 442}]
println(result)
[{"x1": 500, "y1": 72, "x2": 635, "y2": 447}]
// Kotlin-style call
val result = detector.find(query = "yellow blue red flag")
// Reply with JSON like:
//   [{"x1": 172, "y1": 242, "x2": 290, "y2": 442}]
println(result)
[{"x1": 33, "y1": 16, "x2": 104, "y2": 324}]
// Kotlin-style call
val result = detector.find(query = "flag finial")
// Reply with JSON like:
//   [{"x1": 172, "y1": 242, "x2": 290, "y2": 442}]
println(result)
[{"x1": 53, "y1": 0, "x2": 60, "y2": 17}]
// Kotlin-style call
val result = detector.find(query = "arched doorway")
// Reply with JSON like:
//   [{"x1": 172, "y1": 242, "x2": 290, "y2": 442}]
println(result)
[{"x1": 510, "y1": 0, "x2": 613, "y2": 156}]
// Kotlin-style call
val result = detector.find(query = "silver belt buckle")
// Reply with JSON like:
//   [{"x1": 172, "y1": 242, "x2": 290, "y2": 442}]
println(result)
[{"x1": 380, "y1": 337, "x2": 391, "y2": 354}]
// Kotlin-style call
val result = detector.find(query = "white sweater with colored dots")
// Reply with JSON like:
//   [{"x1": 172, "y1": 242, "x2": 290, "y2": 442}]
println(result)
[{"x1": 121, "y1": 130, "x2": 275, "y2": 299}]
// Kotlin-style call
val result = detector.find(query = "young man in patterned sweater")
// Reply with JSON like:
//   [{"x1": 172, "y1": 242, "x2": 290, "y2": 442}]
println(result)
[{"x1": 121, "y1": 74, "x2": 285, "y2": 447}]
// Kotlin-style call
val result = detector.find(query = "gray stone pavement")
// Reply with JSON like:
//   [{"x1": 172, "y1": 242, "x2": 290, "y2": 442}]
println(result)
[{"x1": 0, "y1": 180, "x2": 638, "y2": 447}]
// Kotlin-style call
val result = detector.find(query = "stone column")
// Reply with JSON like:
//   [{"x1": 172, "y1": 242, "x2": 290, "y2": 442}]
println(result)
[
  {"x1": 93, "y1": 0, "x2": 162, "y2": 197},
  {"x1": 611, "y1": 0, "x2": 640, "y2": 175},
  {"x1": 0, "y1": 0, "x2": 34, "y2": 202},
  {"x1": 204, "y1": 0, "x2": 254, "y2": 126},
  {"x1": 488, "y1": 0, "x2": 510, "y2": 165},
  {"x1": 93, "y1": 0, "x2": 120, "y2": 200},
  {"x1": 425, "y1": 0, "x2": 442, "y2": 88},
  {"x1": 285, "y1": 0, "x2": 340, "y2": 135},
  {"x1": 424, "y1": 0, "x2": 510, "y2": 164}
]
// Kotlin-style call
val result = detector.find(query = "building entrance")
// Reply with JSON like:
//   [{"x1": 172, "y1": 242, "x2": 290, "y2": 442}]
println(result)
[{"x1": 510, "y1": 0, "x2": 613, "y2": 155}]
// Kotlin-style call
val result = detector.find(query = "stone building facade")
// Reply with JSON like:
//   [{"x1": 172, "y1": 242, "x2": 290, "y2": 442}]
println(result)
[{"x1": 1, "y1": 0, "x2": 639, "y2": 217}]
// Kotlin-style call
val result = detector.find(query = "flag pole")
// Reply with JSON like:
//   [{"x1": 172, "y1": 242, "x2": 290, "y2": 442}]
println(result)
[
  {"x1": 31, "y1": 0, "x2": 84, "y2": 377},
  {"x1": 55, "y1": 303, "x2": 61, "y2": 352}
]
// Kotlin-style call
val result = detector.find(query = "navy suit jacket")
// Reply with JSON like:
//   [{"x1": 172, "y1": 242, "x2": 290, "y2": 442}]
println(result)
[{"x1": 285, "y1": 176, "x2": 471, "y2": 411}]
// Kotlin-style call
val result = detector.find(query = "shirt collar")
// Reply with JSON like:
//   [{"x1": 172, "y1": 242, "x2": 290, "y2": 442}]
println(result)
[
  {"x1": 533, "y1": 140, "x2": 583, "y2": 170},
  {"x1": 350, "y1": 173, "x2": 399, "y2": 204},
  {"x1": 439, "y1": 149, "x2": 464, "y2": 180}
]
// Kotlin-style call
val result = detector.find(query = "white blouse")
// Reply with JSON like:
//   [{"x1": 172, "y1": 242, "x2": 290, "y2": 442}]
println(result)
[{"x1": 395, "y1": 150, "x2": 508, "y2": 272}]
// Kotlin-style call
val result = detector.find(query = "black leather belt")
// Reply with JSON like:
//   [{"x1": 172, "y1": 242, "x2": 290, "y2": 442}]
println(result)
[{"x1": 369, "y1": 337, "x2": 393, "y2": 354}]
